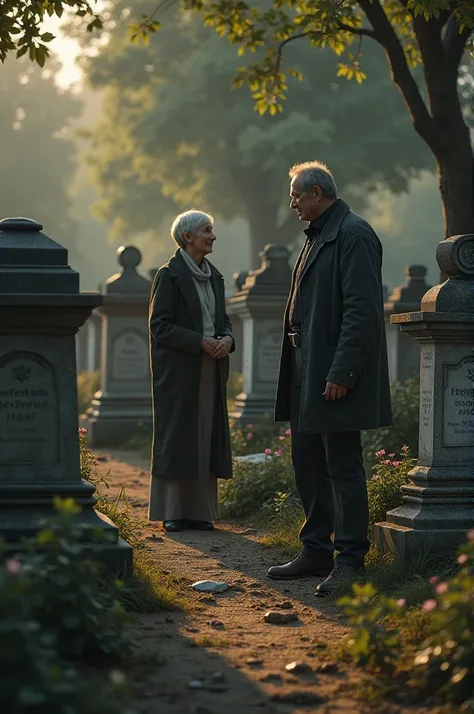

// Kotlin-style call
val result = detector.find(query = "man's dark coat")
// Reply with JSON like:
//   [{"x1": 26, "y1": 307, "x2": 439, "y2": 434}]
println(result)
[
  {"x1": 149, "y1": 250, "x2": 233, "y2": 480},
  {"x1": 275, "y1": 199, "x2": 392, "y2": 433}
]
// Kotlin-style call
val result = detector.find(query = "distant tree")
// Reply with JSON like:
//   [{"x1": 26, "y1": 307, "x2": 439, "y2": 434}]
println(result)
[
  {"x1": 78, "y1": 1, "x2": 432, "y2": 261},
  {"x1": 0, "y1": 55, "x2": 82, "y2": 262}
]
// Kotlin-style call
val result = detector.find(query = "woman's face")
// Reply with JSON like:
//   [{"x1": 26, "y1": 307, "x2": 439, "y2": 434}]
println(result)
[{"x1": 185, "y1": 222, "x2": 216, "y2": 260}]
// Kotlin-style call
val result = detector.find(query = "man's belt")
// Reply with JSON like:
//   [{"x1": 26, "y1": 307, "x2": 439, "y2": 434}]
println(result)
[{"x1": 288, "y1": 332, "x2": 301, "y2": 347}]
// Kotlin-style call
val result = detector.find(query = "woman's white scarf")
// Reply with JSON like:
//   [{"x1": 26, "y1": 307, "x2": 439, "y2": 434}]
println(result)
[{"x1": 180, "y1": 248, "x2": 216, "y2": 337}]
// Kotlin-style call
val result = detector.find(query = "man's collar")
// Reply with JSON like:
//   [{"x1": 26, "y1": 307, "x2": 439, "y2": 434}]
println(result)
[{"x1": 304, "y1": 199, "x2": 341, "y2": 238}]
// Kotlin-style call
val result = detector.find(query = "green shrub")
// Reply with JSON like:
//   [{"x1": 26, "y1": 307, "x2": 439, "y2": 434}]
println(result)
[
  {"x1": 339, "y1": 532, "x2": 474, "y2": 710},
  {"x1": 410, "y1": 532, "x2": 474, "y2": 706},
  {"x1": 22, "y1": 498, "x2": 131, "y2": 662},
  {"x1": 230, "y1": 416, "x2": 286, "y2": 456},
  {"x1": 0, "y1": 500, "x2": 132, "y2": 714},
  {"x1": 220, "y1": 430, "x2": 294, "y2": 518},
  {"x1": 367, "y1": 445, "x2": 417, "y2": 532},
  {"x1": 338, "y1": 582, "x2": 403, "y2": 673},
  {"x1": 77, "y1": 370, "x2": 100, "y2": 415},
  {"x1": 362, "y1": 380, "x2": 419, "y2": 469}
]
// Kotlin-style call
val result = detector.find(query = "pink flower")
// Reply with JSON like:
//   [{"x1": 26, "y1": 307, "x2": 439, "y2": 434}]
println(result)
[
  {"x1": 265, "y1": 448, "x2": 272, "y2": 456},
  {"x1": 246, "y1": 433, "x2": 253, "y2": 441},
  {"x1": 375, "y1": 449, "x2": 386, "y2": 458},
  {"x1": 5, "y1": 559, "x2": 22, "y2": 574},
  {"x1": 396, "y1": 599, "x2": 406, "y2": 607},
  {"x1": 429, "y1": 576, "x2": 439, "y2": 585},
  {"x1": 401, "y1": 445, "x2": 409, "y2": 453},
  {"x1": 246, "y1": 424, "x2": 254, "y2": 430},
  {"x1": 279, "y1": 435, "x2": 285, "y2": 441},
  {"x1": 274, "y1": 450, "x2": 283, "y2": 457},
  {"x1": 392, "y1": 461, "x2": 400, "y2": 467},
  {"x1": 457, "y1": 554, "x2": 468, "y2": 565},
  {"x1": 422, "y1": 599, "x2": 437, "y2": 612},
  {"x1": 388, "y1": 453, "x2": 395, "y2": 458},
  {"x1": 285, "y1": 429, "x2": 291, "y2": 436},
  {"x1": 467, "y1": 529, "x2": 474, "y2": 542},
  {"x1": 383, "y1": 459, "x2": 392, "y2": 466},
  {"x1": 78, "y1": 427, "x2": 88, "y2": 435},
  {"x1": 435, "y1": 582, "x2": 448, "y2": 594}
]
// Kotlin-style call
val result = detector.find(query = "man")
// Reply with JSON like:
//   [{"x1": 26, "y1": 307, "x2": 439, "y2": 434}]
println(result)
[{"x1": 269, "y1": 161, "x2": 392, "y2": 596}]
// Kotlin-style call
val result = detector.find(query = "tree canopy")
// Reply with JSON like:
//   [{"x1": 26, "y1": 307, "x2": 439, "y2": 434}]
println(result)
[
  {"x1": 78, "y1": 0, "x2": 432, "y2": 261},
  {"x1": 171, "y1": 0, "x2": 474, "y2": 240},
  {"x1": 0, "y1": 54, "x2": 82, "y2": 263}
]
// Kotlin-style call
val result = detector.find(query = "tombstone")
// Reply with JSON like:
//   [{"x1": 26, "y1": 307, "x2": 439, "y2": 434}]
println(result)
[
  {"x1": 227, "y1": 270, "x2": 250, "y2": 374},
  {"x1": 384, "y1": 265, "x2": 431, "y2": 383},
  {"x1": 0, "y1": 217, "x2": 132, "y2": 571},
  {"x1": 375, "y1": 234, "x2": 474, "y2": 558},
  {"x1": 227, "y1": 245, "x2": 291, "y2": 422},
  {"x1": 85, "y1": 246, "x2": 153, "y2": 447}
]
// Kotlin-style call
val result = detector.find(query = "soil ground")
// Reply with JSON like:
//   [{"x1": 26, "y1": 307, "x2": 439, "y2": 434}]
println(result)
[{"x1": 96, "y1": 449, "x2": 431, "y2": 714}]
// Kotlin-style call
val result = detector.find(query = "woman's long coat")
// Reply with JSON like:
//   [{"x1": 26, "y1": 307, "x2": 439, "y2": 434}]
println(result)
[
  {"x1": 149, "y1": 250, "x2": 233, "y2": 481},
  {"x1": 275, "y1": 199, "x2": 393, "y2": 434}
]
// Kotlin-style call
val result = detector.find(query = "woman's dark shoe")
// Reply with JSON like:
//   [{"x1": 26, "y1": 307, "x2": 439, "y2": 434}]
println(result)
[
  {"x1": 184, "y1": 520, "x2": 214, "y2": 531},
  {"x1": 163, "y1": 520, "x2": 183, "y2": 532}
]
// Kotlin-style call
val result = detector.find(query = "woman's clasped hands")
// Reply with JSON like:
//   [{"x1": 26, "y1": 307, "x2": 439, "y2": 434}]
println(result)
[{"x1": 201, "y1": 335, "x2": 233, "y2": 359}]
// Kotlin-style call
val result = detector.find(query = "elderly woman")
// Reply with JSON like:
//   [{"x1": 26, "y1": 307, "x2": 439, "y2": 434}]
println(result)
[{"x1": 148, "y1": 210, "x2": 234, "y2": 532}]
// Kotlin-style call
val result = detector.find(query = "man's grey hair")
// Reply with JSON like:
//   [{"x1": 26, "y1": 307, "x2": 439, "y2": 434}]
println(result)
[
  {"x1": 289, "y1": 161, "x2": 338, "y2": 199},
  {"x1": 170, "y1": 209, "x2": 214, "y2": 249}
]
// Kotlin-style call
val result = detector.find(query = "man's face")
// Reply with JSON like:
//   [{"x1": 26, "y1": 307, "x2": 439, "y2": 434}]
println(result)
[{"x1": 289, "y1": 177, "x2": 322, "y2": 222}]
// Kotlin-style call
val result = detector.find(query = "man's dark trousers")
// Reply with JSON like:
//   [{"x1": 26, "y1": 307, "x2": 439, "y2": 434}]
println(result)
[{"x1": 289, "y1": 347, "x2": 370, "y2": 566}]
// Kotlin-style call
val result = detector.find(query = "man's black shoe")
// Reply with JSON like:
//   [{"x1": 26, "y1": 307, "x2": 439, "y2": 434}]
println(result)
[
  {"x1": 315, "y1": 562, "x2": 365, "y2": 597},
  {"x1": 267, "y1": 552, "x2": 334, "y2": 580},
  {"x1": 163, "y1": 520, "x2": 183, "y2": 532}
]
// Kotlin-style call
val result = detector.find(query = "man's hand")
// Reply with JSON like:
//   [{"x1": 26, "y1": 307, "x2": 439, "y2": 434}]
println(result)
[
  {"x1": 213, "y1": 335, "x2": 233, "y2": 359},
  {"x1": 201, "y1": 336, "x2": 220, "y2": 357},
  {"x1": 323, "y1": 382, "x2": 348, "y2": 401}
]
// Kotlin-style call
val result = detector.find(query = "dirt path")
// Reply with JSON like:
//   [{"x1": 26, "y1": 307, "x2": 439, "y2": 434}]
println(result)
[{"x1": 95, "y1": 450, "x2": 425, "y2": 714}]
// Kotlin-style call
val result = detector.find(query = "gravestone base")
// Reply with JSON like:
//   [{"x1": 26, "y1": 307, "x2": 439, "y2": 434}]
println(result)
[
  {"x1": 230, "y1": 391, "x2": 279, "y2": 423},
  {"x1": 375, "y1": 523, "x2": 468, "y2": 560},
  {"x1": 85, "y1": 415, "x2": 151, "y2": 448},
  {"x1": 0, "y1": 481, "x2": 133, "y2": 576}
]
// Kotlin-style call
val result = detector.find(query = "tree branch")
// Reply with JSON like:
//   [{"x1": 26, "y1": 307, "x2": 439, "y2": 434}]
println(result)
[
  {"x1": 443, "y1": 14, "x2": 471, "y2": 70},
  {"x1": 274, "y1": 32, "x2": 310, "y2": 78},
  {"x1": 356, "y1": 0, "x2": 442, "y2": 155},
  {"x1": 337, "y1": 22, "x2": 378, "y2": 40}
]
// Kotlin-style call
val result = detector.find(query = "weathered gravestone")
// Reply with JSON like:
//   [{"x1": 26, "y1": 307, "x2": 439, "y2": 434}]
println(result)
[
  {"x1": 384, "y1": 265, "x2": 431, "y2": 383},
  {"x1": 227, "y1": 244, "x2": 291, "y2": 422},
  {"x1": 0, "y1": 217, "x2": 132, "y2": 571},
  {"x1": 85, "y1": 246, "x2": 153, "y2": 447},
  {"x1": 375, "y1": 233, "x2": 474, "y2": 558}
]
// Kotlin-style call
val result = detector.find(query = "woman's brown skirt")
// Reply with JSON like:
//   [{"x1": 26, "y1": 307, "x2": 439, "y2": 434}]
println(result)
[{"x1": 148, "y1": 353, "x2": 219, "y2": 522}]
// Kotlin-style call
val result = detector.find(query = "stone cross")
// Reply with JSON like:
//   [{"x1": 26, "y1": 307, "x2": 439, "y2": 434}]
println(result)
[
  {"x1": 85, "y1": 246, "x2": 153, "y2": 447},
  {"x1": 227, "y1": 244, "x2": 291, "y2": 422},
  {"x1": 375, "y1": 234, "x2": 474, "y2": 558},
  {"x1": 0, "y1": 217, "x2": 131, "y2": 572}
]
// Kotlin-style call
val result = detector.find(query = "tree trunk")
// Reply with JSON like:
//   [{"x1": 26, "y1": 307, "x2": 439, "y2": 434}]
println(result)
[{"x1": 436, "y1": 128, "x2": 474, "y2": 238}]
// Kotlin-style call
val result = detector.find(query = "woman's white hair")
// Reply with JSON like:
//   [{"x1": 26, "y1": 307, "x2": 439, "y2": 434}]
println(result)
[{"x1": 171, "y1": 209, "x2": 214, "y2": 249}]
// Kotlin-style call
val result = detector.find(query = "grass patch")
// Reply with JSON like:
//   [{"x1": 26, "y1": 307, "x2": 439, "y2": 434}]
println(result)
[
  {"x1": 77, "y1": 370, "x2": 100, "y2": 415},
  {"x1": 118, "y1": 548, "x2": 190, "y2": 614},
  {"x1": 193, "y1": 634, "x2": 231, "y2": 648}
]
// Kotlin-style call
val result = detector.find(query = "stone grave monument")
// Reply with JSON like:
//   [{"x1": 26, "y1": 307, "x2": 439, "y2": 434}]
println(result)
[
  {"x1": 384, "y1": 265, "x2": 431, "y2": 383},
  {"x1": 85, "y1": 246, "x2": 153, "y2": 447},
  {"x1": 227, "y1": 244, "x2": 291, "y2": 422},
  {"x1": 375, "y1": 233, "x2": 474, "y2": 558},
  {"x1": 0, "y1": 217, "x2": 131, "y2": 572}
]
